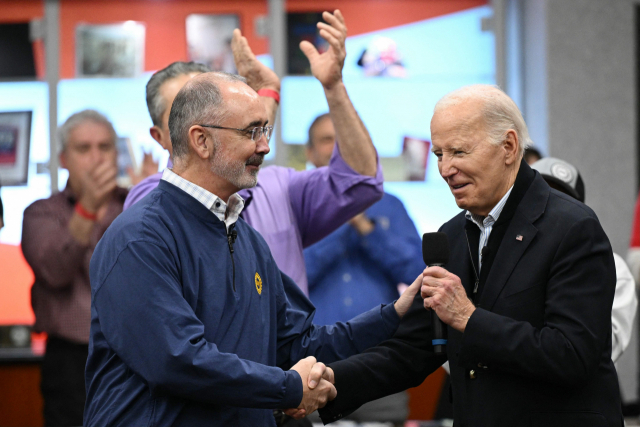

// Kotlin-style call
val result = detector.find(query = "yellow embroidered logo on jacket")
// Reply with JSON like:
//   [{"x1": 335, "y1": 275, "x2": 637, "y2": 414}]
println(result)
[{"x1": 255, "y1": 272, "x2": 262, "y2": 295}]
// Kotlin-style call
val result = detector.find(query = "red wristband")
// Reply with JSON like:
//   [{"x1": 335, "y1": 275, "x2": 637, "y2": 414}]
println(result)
[
  {"x1": 257, "y1": 88, "x2": 280, "y2": 104},
  {"x1": 75, "y1": 202, "x2": 97, "y2": 221}
]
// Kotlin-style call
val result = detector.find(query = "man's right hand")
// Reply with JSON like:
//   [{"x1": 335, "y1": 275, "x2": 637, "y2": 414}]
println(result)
[
  {"x1": 289, "y1": 356, "x2": 337, "y2": 418},
  {"x1": 78, "y1": 161, "x2": 118, "y2": 214}
]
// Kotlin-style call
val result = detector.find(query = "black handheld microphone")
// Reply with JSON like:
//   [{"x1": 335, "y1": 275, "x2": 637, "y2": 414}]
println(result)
[{"x1": 422, "y1": 232, "x2": 450, "y2": 354}]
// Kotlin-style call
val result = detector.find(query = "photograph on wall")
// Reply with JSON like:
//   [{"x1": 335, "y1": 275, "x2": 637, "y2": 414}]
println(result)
[
  {"x1": 356, "y1": 36, "x2": 407, "y2": 78},
  {"x1": 402, "y1": 136, "x2": 431, "y2": 181},
  {"x1": 186, "y1": 14, "x2": 239, "y2": 74},
  {"x1": 76, "y1": 22, "x2": 145, "y2": 77},
  {"x1": 0, "y1": 111, "x2": 32, "y2": 186}
]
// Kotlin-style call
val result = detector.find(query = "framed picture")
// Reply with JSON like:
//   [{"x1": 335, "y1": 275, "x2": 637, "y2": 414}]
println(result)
[
  {"x1": 76, "y1": 22, "x2": 145, "y2": 77},
  {"x1": 0, "y1": 111, "x2": 32, "y2": 186},
  {"x1": 186, "y1": 14, "x2": 239, "y2": 73},
  {"x1": 402, "y1": 136, "x2": 431, "y2": 181}
]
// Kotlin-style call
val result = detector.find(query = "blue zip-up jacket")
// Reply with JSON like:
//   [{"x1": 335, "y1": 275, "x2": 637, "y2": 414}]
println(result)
[
  {"x1": 84, "y1": 180, "x2": 400, "y2": 427},
  {"x1": 306, "y1": 193, "x2": 425, "y2": 325}
]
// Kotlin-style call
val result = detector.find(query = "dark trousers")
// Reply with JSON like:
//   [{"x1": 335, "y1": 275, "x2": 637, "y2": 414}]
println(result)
[{"x1": 41, "y1": 335, "x2": 88, "y2": 427}]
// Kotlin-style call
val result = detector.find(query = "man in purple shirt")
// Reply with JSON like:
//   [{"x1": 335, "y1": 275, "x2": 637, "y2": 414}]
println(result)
[{"x1": 124, "y1": 11, "x2": 382, "y2": 294}]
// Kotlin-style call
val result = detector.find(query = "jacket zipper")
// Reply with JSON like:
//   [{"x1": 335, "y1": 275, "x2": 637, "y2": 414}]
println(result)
[{"x1": 227, "y1": 224, "x2": 237, "y2": 292}]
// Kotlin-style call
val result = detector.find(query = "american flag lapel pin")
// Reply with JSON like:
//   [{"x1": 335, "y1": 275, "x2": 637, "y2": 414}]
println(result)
[{"x1": 516, "y1": 235, "x2": 523, "y2": 241}]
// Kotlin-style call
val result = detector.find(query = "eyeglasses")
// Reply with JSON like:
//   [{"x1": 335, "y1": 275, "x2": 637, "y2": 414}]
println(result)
[{"x1": 199, "y1": 124, "x2": 274, "y2": 142}]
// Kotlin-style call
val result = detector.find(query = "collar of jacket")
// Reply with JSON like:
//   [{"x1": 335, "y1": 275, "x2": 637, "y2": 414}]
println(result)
[{"x1": 475, "y1": 161, "x2": 551, "y2": 311}]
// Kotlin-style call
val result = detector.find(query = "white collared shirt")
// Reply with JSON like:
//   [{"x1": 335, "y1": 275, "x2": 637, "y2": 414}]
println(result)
[
  {"x1": 465, "y1": 186, "x2": 513, "y2": 272},
  {"x1": 161, "y1": 168, "x2": 244, "y2": 232}
]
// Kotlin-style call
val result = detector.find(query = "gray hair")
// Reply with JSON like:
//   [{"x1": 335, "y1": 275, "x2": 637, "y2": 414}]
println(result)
[
  {"x1": 146, "y1": 61, "x2": 211, "y2": 127},
  {"x1": 168, "y1": 71, "x2": 247, "y2": 159},
  {"x1": 58, "y1": 109, "x2": 117, "y2": 154},
  {"x1": 434, "y1": 84, "x2": 532, "y2": 158}
]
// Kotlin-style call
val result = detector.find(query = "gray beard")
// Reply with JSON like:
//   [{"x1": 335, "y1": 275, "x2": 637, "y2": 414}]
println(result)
[{"x1": 210, "y1": 140, "x2": 262, "y2": 190}]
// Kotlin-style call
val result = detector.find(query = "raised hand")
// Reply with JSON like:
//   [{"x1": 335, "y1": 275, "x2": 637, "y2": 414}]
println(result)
[
  {"x1": 289, "y1": 357, "x2": 337, "y2": 417},
  {"x1": 299, "y1": 10, "x2": 347, "y2": 90},
  {"x1": 231, "y1": 28, "x2": 280, "y2": 92}
]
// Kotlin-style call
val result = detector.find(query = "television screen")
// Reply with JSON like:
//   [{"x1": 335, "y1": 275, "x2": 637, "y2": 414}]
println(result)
[{"x1": 0, "y1": 23, "x2": 36, "y2": 79}]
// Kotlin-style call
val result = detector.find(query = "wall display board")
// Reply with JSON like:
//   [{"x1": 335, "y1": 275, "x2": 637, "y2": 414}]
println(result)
[
  {"x1": 76, "y1": 22, "x2": 145, "y2": 77},
  {"x1": 186, "y1": 14, "x2": 239, "y2": 74},
  {"x1": 0, "y1": 111, "x2": 32, "y2": 186}
]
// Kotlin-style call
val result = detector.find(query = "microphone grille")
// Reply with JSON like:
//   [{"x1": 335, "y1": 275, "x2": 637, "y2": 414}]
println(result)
[{"x1": 422, "y1": 232, "x2": 450, "y2": 266}]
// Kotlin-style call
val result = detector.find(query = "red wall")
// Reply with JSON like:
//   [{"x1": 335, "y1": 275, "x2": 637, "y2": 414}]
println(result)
[{"x1": 0, "y1": 0, "x2": 487, "y2": 79}]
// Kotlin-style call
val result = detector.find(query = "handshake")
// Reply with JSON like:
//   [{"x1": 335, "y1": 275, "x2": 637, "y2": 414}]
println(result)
[
  {"x1": 280, "y1": 271, "x2": 426, "y2": 419},
  {"x1": 286, "y1": 356, "x2": 336, "y2": 418}
]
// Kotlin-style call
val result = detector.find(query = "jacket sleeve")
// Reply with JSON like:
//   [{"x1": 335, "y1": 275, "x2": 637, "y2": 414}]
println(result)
[
  {"x1": 317, "y1": 290, "x2": 447, "y2": 423},
  {"x1": 92, "y1": 240, "x2": 302, "y2": 409},
  {"x1": 275, "y1": 271, "x2": 401, "y2": 370},
  {"x1": 358, "y1": 197, "x2": 425, "y2": 286},
  {"x1": 288, "y1": 144, "x2": 383, "y2": 248},
  {"x1": 21, "y1": 200, "x2": 89, "y2": 289},
  {"x1": 458, "y1": 216, "x2": 617, "y2": 386}
]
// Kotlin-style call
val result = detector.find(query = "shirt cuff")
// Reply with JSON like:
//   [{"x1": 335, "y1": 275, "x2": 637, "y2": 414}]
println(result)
[
  {"x1": 329, "y1": 143, "x2": 383, "y2": 190},
  {"x1": 280, "y1": 369, "x2": 303, "y2": 409}
]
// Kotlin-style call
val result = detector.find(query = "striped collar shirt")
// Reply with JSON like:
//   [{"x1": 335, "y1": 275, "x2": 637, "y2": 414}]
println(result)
[
  {"x1": 161, "y1": 168, "x2": 245, "y2": 232},
  {"x1": 465, "y1": 186, "x2": 513, "y2": 272}
]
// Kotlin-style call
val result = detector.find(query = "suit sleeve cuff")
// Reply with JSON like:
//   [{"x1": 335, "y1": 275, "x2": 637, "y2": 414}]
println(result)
[
  {"x1": 458, "y1": 308, "x2": 492, "y2": 367},
  {"x1": 381, "y1": 302, "x2": 401, "y2": 335},
  {"x1": 318, "y1": 360, "x2": 358, "y2": 424},
  {"x1": 281, "y1": 370, "x2": 303, "y2": 409}
]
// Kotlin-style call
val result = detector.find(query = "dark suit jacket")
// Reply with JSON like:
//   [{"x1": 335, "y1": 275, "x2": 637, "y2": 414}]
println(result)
[{"x1": 319, "y1": 161, "x2": 622, "y2": 427}]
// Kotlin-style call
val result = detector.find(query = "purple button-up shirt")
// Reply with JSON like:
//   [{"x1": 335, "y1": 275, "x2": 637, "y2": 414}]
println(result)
[{"x1": 123, "y1": 145, "x2": 383, "y2": 294}]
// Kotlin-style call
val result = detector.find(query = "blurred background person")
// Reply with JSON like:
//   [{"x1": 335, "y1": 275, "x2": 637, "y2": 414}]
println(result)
[
  {"x1": 21, "y1": 110, "x2": 127, "y2": 426},
  {"x1": 122, "y1": 61, "x2": 209, "y2": 206},
  {"x1": 124, "y1": 11, "x2": 382, "y2": 296},
  {"x1": 303, "y1": 112, "x2": 424, "y2": 425},
  {"x1": 531, "y1": 156, "x2": 637, "y2": 363},
  {"x1": 523, "y1": 146, "x2": 542, "y2": 165}
]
